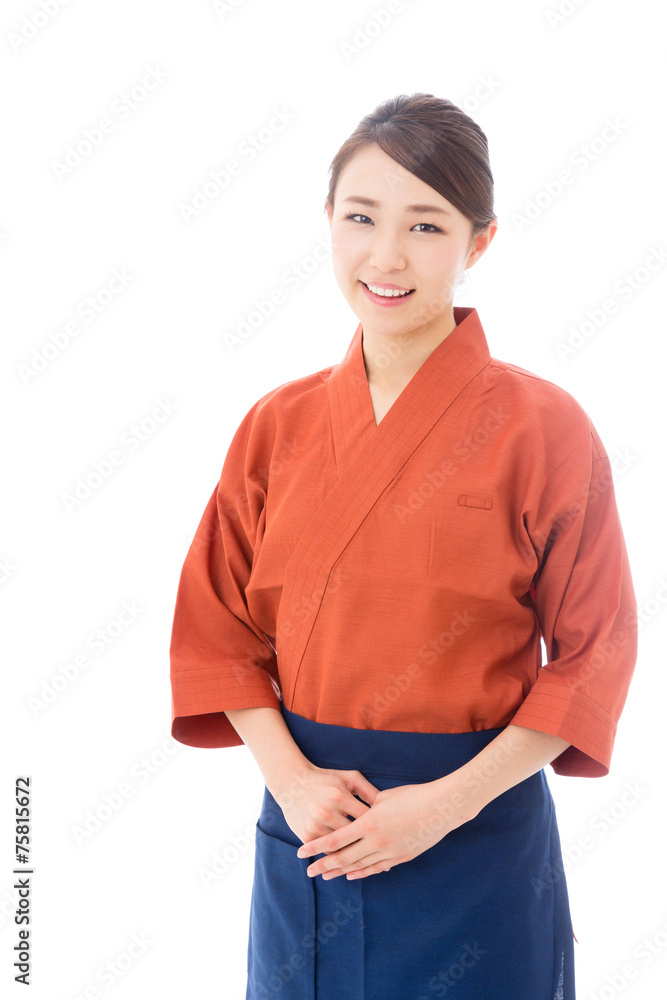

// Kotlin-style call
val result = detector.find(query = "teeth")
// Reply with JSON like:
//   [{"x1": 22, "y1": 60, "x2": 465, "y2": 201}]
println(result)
[{"x1": 365, "y1": 283, "x2": 412, "y2": 297}]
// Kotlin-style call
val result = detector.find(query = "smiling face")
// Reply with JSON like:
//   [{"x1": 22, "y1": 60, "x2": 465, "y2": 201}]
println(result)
[{"x1": 325, "y1": 143, "x2": 496, "y2": 344}]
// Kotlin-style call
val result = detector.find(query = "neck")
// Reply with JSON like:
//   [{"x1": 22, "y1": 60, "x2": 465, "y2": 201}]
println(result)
[{"x1": 361, "y1": 309, "x2": 458, "y2": 389}]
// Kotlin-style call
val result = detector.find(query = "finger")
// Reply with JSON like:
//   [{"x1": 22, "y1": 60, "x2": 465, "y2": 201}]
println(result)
[
  {"x1": 343, "y1": 771, "x2": 381, "y2": 806},
  {"x1": 298, "y1": 802, "x2": 368, "y2": 858},
  {"x1": 303, "y1": 825, "x2": 383, "y2": 874},
  {"x1": 297, "y1": 820, "x2": 361, "y2": 859},
  {"x1": 342, "y1": 794, "x2": 371, "y2": 822},
  {"x1": 312, "y1": 849, "x2": 388, "y2": 879},
  {"x1": 346, "y1": 860, "x2": 392, "y2": 880}
]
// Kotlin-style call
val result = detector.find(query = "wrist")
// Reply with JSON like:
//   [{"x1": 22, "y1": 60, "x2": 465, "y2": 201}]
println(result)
[
  {"x1": 264, "y1": 754, "x2": 317, "y2": 808},
  {"x1": 426, "y1": 769, "x2": 486, "y2": 828}
]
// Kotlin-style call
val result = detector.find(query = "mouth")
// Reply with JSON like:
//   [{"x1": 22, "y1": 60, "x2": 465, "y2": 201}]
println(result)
[{"x1": 360, "y1": 280, "x2": 415, "y2": 305}]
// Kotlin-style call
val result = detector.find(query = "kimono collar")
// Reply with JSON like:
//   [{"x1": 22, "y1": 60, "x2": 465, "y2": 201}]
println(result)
[
  {"x1": 279, "y1": 305, "x2": 493, "y2": 695},
  {"x1": 325, "y1": 306, "x2": 492, "y2": 471}
]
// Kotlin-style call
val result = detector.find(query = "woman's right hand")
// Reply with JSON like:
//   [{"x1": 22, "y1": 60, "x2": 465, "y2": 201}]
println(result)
[{"x1": 270, "y1": 762, "x2": 380, "y2": 848}]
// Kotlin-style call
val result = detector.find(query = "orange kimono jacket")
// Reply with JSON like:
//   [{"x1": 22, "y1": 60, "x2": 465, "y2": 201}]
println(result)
[{"x1": 169, "y1": 306, "x2": 638, "y2": 777}]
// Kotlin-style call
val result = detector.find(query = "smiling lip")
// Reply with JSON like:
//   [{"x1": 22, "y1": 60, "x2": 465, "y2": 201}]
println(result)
[
  {"x1": 360, "y1": 280, "x2": 415, "y2": 307},
  {"x1": 362, "y1": 280, "x2": 413, "y2": 291}
]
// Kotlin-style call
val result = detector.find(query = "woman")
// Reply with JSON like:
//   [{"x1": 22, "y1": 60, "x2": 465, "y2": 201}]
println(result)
[{"x1": 169, "y1": 93, "x2": 637, "y2": 999}]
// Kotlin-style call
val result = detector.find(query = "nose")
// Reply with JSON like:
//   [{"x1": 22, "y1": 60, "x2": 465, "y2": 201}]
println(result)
[{"x1": 368, "y1": 231, "x2": 407, "y2": 275}]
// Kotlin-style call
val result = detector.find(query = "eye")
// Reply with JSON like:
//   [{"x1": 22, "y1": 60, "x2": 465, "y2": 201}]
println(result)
[{"x1": 342, "y1": 213, "x2": 442, "y2": 234}]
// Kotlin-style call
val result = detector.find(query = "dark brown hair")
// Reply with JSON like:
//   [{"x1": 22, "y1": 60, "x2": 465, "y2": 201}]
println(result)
[{"x1": 325, "y1": 92, "x2": 496, "y2": 247}]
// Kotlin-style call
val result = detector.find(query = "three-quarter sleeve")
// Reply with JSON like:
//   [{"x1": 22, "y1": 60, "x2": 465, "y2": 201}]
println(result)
[
  {"x1": 510, "y1": 421, "x2": 638, "y2": 777},
  {"x1": 169, "y1": 402, "x2": 282, "y2": 749}
]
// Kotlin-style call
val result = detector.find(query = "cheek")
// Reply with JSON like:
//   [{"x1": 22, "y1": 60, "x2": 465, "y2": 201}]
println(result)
[
  {"x1": 331, "y1": 237, "x2": 359, "y2": 282},
  {"x1": 417, "y1": 250, "x2": 461, "y2": 288},
  {"x1": 422, "y1": 244, "x2": 459, "y2": 272}
]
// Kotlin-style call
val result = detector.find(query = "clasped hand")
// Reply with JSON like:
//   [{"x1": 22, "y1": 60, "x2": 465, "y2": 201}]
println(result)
[{"x1": 277, "y1": 763, "x2": 476, "y2": 881}]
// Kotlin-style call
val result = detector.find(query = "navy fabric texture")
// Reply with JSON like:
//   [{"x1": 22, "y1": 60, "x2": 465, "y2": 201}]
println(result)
[{"x1": 245, "y1": 703, "x2": 575, "y2": 999}]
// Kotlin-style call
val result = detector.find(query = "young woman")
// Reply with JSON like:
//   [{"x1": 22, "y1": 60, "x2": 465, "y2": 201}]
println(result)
[{"x1": 169, "y1": 93, "x2": 637, "y2": 999}]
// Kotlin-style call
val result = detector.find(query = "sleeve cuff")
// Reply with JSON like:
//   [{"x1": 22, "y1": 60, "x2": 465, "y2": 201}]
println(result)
[
  {"x1": 170, "y1": 665, "x2": 282, "y2": 748},
  {"x1": 509, "y1": 674, "x2": 617, "y2": 777}
]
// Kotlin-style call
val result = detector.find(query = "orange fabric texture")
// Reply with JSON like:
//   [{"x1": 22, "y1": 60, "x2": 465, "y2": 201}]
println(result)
[{"x1": 169, "y1": 306, "x2": 638, "y2": 777}]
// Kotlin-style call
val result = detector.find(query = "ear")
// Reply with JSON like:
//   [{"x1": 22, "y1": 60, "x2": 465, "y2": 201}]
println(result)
[
  {"x1": 467, "y1": 220, "x2": 498, "y2": 268},
  {"x1": 324, "y1": 200, "x2": 333, "y2": 226}
]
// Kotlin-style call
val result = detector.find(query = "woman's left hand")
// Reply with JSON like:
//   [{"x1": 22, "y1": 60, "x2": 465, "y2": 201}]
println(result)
[{"x1": 296, "y1": 774, "x2": 479, "y2": 880}]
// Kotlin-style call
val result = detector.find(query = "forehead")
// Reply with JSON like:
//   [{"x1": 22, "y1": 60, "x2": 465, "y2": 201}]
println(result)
[{"x1": 337, "y1": 144, "x2": 452, "y2": 211}]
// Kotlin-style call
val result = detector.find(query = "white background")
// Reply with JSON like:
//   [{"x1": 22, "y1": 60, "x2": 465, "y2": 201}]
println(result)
[{"x1": 2, "y1": 1, "x2": 665, "y2": 998}]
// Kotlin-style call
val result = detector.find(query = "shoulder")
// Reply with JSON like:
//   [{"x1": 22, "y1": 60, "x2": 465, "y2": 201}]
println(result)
[
  {"x1": 484, "y1": 356, "x2": 606, "y2": 460},
  {"x1": 227, "y1": 363, "x2": 335, "y2": 449},
  {"x1": 486, "y1": 355, "x2": 586, "y2": 419},
  {"x1": 253, "y1": 364, "x2": 335, "y2": 418}
]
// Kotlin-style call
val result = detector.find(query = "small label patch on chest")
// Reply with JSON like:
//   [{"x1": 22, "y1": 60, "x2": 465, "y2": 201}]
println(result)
[{"x1": 458, "y1": 494, "x2": 493, "y2": 509}]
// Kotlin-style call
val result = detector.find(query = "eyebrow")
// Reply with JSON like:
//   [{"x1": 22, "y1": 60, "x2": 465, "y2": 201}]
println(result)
[{"x1": 341, "y1": 195, "x2": 453, "y2": 217}]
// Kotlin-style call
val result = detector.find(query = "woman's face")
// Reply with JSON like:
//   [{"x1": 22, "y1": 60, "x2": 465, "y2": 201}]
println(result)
[{"x1": 326, "y1": 143, "x2": 495, "y2": 341}]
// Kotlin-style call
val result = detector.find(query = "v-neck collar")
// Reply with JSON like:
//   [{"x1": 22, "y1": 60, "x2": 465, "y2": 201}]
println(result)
[
  {"x1": 326, "y1": 305, "x2": 491, "y2": 475},
  {"x1": 279, "y1": 305, "x2": 493, "y2": 695}
]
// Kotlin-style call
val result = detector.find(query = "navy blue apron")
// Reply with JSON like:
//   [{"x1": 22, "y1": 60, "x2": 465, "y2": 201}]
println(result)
[{"x1": 246, "y1": 703, "x2": 575, "y2": 999}]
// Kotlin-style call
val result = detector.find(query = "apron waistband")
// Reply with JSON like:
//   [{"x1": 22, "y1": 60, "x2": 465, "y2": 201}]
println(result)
[{"x1": 280, "y1": 702, "x2": 507, "y2": 782}]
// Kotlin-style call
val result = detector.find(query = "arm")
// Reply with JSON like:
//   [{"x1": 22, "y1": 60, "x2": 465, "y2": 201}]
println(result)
[
  {"x1": 169, "y1": 400, "x2": 283, "y2": 749},
  {"x1": 227, "y1": 707, "x2": 382, "y2": 847},
  {"x1": 297, "y1": 725, "x2": 571, "y2": 878},
  {"x1": 224, "y1": 706, "x2": 315, "y2": 803},
  {"x1": 427, "y1": 724, "x2": 571, "y2": 824},
  {"x1": 509, "y1": 423, "x2": 638, "y2": 777}
]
